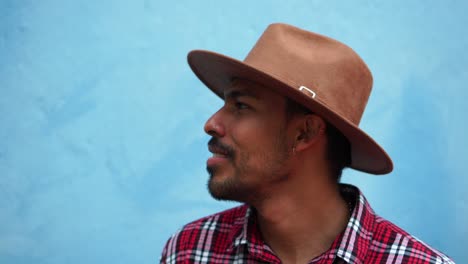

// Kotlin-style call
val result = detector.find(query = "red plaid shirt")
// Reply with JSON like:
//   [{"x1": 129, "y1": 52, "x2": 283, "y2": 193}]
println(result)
[{"x1": 160, "y1": 184, "x2": 453, "y2": 263}]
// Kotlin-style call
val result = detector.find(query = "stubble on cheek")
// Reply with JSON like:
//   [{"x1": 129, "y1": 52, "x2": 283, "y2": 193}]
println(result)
[
  {"x1": 206, "y1": 148, "x2": 255, "y2": 202},
  {"x1": 205, "y1": 122, "x2": 292, "y2": 202}
]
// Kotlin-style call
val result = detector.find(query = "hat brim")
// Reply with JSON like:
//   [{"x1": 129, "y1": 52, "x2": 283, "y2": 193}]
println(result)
[{"x1": 188, "y1": 50, "x2": 393, "y2": 175}]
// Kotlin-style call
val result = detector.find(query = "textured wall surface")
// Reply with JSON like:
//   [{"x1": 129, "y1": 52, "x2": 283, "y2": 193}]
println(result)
[{"x1": 1, "y1": 0, "x2": 467, "y2": 263}]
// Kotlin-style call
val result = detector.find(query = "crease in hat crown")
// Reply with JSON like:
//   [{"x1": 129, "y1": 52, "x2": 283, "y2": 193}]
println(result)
[{"x1": 187, "y1": 23, "x2": 393, "y2": 175}]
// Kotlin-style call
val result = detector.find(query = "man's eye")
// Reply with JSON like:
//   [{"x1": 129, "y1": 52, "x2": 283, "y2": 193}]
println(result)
[{"x1": 235, "y1": 102, "x2": 249, "y2": 110}]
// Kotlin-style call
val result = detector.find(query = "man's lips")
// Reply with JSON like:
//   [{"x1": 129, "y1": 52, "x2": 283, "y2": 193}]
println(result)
[
  {"x1": 207, "y1": 142, "x2": 232, "y2": 166},
  {"x1": 208, "y1": 145, "x2": 229, "y2": 157}
]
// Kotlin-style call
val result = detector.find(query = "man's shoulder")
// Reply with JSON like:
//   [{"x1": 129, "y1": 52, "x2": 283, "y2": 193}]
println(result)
[
  {"x1": 173, "y1": 204, "x2": 248, "y2": 239},
  {"x1": 368, "y1": 215, "x2": 454, "y2": 263},
  {"x1": 160, "y1": 204, "x2": 248, "y2": 262}
]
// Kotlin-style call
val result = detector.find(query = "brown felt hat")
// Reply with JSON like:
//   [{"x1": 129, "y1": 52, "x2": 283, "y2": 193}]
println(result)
[{"x1": 187, "y1": 23, "x2": 393, "y2": 175}]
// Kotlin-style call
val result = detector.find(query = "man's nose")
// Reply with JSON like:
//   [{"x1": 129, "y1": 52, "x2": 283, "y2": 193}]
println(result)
[{"x1": 204, "y1": 110, "x2": 226, "y2": 137}]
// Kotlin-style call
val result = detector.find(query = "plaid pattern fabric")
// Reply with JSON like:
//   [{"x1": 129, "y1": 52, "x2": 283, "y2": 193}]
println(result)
[{"x1": 160, "y1": 184, "x2": 454, "y2": 263}]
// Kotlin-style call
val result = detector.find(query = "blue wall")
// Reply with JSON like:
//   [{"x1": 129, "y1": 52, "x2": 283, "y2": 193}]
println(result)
[{"x1": 1, "y1": 1, "x2": 466, "y2": 263}]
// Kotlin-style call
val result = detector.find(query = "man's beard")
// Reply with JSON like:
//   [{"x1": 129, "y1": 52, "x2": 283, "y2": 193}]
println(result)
[
  {"x1": 206, "y1": 135, "x2": 291, "y2": 204},
  {"x1": 206, "y1": 137, "x2": 245, "y2": 201}
]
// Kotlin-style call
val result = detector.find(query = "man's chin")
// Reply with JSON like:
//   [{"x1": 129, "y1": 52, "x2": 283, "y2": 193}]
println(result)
[
  {"x1": 207, "y1": 178, "x2": 231, "y2": 200},
  {"x1": 207, "y1": 177, "x2": 243, "y2": 202}
]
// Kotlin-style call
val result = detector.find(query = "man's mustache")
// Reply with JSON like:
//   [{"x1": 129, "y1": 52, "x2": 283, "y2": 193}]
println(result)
[{"x1": 208, "y1": 137, "x2": 235, "y2": 158}]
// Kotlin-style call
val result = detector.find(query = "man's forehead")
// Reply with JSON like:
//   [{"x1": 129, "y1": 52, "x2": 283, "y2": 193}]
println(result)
[{"x1": 223, "y1": 78, "x2": 278, "y2": 100}]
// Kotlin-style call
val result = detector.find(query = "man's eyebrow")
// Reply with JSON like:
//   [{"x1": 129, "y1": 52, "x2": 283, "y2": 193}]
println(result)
[{"x1": 224, "y1": 90, "x2": 259, "y2": 100}]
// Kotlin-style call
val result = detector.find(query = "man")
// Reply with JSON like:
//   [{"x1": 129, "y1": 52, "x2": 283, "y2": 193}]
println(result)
[{"x1": 160, "y1": 23, "x2": 453, "y2": 263}]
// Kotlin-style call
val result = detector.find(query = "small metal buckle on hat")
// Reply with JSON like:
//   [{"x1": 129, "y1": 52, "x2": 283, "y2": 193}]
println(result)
[{"x1": 299, "y1": 86, "x2": 316, "y2": 98}]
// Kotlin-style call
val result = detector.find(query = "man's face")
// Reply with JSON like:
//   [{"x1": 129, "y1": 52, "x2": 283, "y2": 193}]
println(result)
[{"x1": 204, "y1": 79, "x2": 294, "y2": 203}]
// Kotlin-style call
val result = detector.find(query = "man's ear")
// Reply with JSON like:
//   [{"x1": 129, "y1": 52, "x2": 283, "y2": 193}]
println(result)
[{"x1": 294, "y1": 114, "x2": 326, "y2": 152}]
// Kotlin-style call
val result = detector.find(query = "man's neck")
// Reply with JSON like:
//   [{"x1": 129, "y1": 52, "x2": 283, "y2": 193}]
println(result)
[{"x1": 254, "y1": 179, "x2": 350, "y2": 264}]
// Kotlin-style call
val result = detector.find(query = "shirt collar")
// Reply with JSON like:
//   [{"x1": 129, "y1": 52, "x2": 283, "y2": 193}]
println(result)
[
  {"x1": 229, "y1": 184, "x2": 376, "y2": 263},
  {"x1": 229, "y1": 206, "x2": 277, "y2": 261},
  {"x1": 335, "y1": 184, "x2": 375, "y2": 263}
]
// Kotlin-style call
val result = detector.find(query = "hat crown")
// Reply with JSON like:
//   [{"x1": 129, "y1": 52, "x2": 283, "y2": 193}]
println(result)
[{"x1": 244, "y1": 23, "x2": 373, "y2": 125}]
